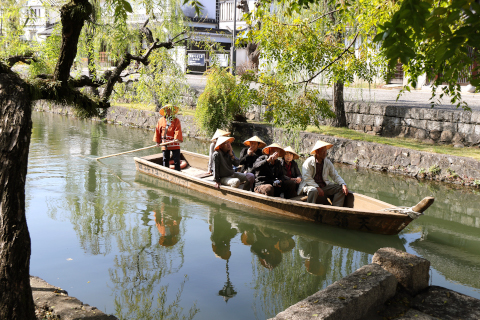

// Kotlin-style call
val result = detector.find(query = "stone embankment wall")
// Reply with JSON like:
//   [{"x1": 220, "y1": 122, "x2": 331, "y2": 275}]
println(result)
[
  {"x1": 246, "y1": 103, "x2": 480, "y2": 147},
  {"x1": 34, "y1": 101, "x2": 480, "y2": 187},
  {"x1": 232, "y1": 123, "x2": 480, "y2": 187}
]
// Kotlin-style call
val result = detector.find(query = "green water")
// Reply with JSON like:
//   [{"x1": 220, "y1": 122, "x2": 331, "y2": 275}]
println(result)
[{"x1": 26, "y1": 112, "x2": 480, "y2": 319}]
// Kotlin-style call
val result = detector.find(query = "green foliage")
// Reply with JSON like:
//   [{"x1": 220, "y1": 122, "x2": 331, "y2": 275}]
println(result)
[
  {"x1": 240, "y1": 0, "x2": 398, "y2": 130},
  {"x1": 195, "y1": 66, "x2": 252, "y2": 135},
  {"x1": 374, "y1": 0, "x2": 480, "y2": 109},
  {"x1": 112, "y1": 48, "x2": 188, "y2": 108},
  {"x1": 0, "y1": 0, "x2": 36, "y2": 60},
  {"x1": 245, "y1": 73, "x2": 335, "y2": 130},
  {"x1": 28, "y1": 25, "x2": 63, "y2": 78},
  {"x1": 428, "y1": 164, "x2": 441, "y2": 176}
]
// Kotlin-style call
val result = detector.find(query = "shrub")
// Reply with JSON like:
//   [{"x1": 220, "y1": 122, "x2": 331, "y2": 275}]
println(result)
[{"x1": 195, "y1": 66, "x2": 252, "y2": 136}]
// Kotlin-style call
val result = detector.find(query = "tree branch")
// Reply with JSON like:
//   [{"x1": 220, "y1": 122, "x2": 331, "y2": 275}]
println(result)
[
  {"x1": 68, "y1": 75, "x2": 106, "y2": 88},
  {"x1": 101, "y1": 32, "x2": 186, "y2": 102},
  {"x1": 279, "y1": 9, "x2": 341, "y2": 27},
  {"x1": 294, "y1": 31, "x2": 359, "y2": 85},
  {"x1": 54, "y1": 0, "x2": 93, "y2": 84},
  {"x1": 31, "y1": 78, "x2": 109, "y2": 116},
  {"x1": 5, "y1": 55, "x2": 38, "y2": 68}
]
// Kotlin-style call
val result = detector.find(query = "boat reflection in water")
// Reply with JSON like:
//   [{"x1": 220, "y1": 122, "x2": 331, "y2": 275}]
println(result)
[{"x1": 139, "y1": 170, "x2": 408, "y2": 312}]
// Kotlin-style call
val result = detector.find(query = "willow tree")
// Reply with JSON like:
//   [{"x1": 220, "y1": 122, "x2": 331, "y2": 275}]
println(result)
[
  {"x1": 374, "y1": 0, "x2": 479, "y2": 109},
  {"x1": 0, "y1": 0, "x2": 200, "y2": 317},
  {"x1": 242, "y1": 0, "x2": 399, "y2": 129}
]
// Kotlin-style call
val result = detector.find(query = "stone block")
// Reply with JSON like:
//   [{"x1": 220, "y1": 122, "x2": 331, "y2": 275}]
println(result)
[
  {"x1": 439, "y1": 130, "x2": 453, "y2": 142},
  {"x1": 429, "y1": 130, "x2": 441, "y2": 140},
  {"x1": 461, "y1": 111, "x2": 472, "y2": 123},
  {"x1": 410, "y1": 119, "x2": 427, "y2": 129},
  {"x1": 365, "y1": 125, "x2": 373, "y2": 131},
  {"x1": 385, "y1": 106, "x2": 395, "y2": 117},
  {"x1": 452, "y1": 132, "x2": 464, "y2": 143},
  {"x1": 374, "y1": 115, "x2": 384, "y2": 127},
  {"x1": 422, "y1": 108, "x2": 436, "y2": 120},
  {"x1": 411, "y1": 286, "x2": 480, "y2": 320},
  {"x1": 475, "y1": 125, "x2": 480, "y2": 135},
  {"x1": 472, "y1": 111, "x2": 480, "y2": 124},
  {"x1": 410, "y1": 108, "x2": 424, "y2": 120},
  {"x1": 270, "y1": 264, "x2": 397, "y2": 320},
  {"x1": 344, "y1": 102, "x2": 356, "y2": 113},
  {"x1": 452, "y1": 111, "x2": 462, "y2": 122},
  {"x1": 414, "y1": 129, "x2": 427, "y2": 140},
  {"x1": 458, "y1": 123, "x2": 475, "y2": 135},
  {"x1": 355, "y1": 124, "x2": 365, "y2": 132},
  {"x1": 396, "y1": 309, "x2": 438, "y2": 319},
  {"x1": 372, "y1": 247, "x2": 430, "y2": 295},
  {"x1": 370, "y1": 105, "x2": 385, "y2": 115},
  {"x1": 442, "y1": 121, "x2": 457, "y2": 132},
  {"x1": 425, "y1": 120, "x2": 442, "y2": 131},
  {"x1": 465, "y1": 134, "x2": 480, "y2": 146},
  {"x1": 363, "y1": 114, "x2": 375, "y2": 125},
  {"x1": 437, "y1": 110, "x2": 453, "y2": 122},
  {"x1": 359, "y1": 104, "x2": 371, "y2": 114}
]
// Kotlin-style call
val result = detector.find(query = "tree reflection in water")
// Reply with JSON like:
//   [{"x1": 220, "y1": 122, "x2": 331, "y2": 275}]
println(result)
[
  {"x1": 209, "y1": 210, "x2": 238, "y2": 302},
  {"x1": 110, "y1": 193, "x2": 198, "y2": 320}
]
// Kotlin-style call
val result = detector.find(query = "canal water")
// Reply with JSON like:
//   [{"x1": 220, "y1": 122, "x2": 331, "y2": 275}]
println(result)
[{"x1": 26, "y1": 112, "x2": 480, "y2": 319}]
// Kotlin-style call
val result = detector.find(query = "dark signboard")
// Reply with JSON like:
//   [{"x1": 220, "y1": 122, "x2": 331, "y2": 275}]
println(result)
[{"x1": 188, "y1": 53, "x2": 205, "y2": 66}]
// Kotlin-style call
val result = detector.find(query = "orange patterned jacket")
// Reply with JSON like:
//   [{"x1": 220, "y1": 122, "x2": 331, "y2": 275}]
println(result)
[{"x1": 153, "y1": 117, "x2": 183, "y2": 151}]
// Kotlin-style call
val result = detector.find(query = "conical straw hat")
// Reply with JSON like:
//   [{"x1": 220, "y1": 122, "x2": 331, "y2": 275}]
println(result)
[
  {"x1": 243, "y1": 136, "x2": 267, "y2": 149},
  {"x1": 211, "y1": 129, "x2": 231, "y2": 141},
  {"x1": 310, "y1": 140, "x2": 333, "y2": 155},
  {"x1": 262, "y1": 143, "x2": 286, "y2": 157},
  {"x1": 159, "y1": 104, "x2": 179, "y2": 116},
  {"x1": 283, "y1": 146, "x2": 300, "y2": 160},
  {"x1": 215, "y1": 136, "x2": 235, "y2": 151}
]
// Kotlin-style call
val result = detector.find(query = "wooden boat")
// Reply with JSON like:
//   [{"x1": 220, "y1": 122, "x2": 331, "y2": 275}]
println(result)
[{"x1": 134, "y1": 150, "x2": 434, "y2": 235}]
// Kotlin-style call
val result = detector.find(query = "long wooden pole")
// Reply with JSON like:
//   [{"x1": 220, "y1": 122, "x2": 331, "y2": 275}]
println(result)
[{"x1": 95, "y1": 140, "x2": 177, "y2": 161}]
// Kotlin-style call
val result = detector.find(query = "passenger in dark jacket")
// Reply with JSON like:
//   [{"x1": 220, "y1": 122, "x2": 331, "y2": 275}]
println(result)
[
  {"x1": 213, "y1": 136, "x2": 251, "y2": 190},
  {"x1": 239, "y1": 136, "x2": 266, "y2": 173},
  {"x1": 279, "y1": 146, "x2": 302, "y2": 198},
  {"x1": 251, "y1": 143, "x2": 297, "y2": 198}
]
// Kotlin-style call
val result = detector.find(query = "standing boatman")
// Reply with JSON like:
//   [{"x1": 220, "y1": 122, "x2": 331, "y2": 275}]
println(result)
[{"x1": 153, "y1": 104, "x2": 183, "y2": 171}]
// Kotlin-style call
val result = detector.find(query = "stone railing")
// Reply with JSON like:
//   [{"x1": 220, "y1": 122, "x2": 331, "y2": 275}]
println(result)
[{"x1": 345, "y1": 103, "x2": 480, "y2": 147}]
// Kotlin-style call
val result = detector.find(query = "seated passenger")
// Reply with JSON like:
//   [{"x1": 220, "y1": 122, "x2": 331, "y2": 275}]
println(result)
[
  {"x1": 213, "y1": 136, "x2": 251, "y2": 190},
  {"x1": 280, "y1": 146, "x2": 302, "y2": 198},
  {"x1": 239, "y1": 136, "x2": 266, "y2": 173},
  {"x1": 298, "y1": 141, "x2": 348, "y2": 206},
  {"x1": 208, "y1": 129, "x2": 230, "y2": 174},
  {"x1": 251, "y1": 143, "x2": 297, "y2": 198}
]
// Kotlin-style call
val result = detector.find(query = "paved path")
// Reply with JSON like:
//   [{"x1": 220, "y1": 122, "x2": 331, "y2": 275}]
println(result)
[{"x1": 186, "y1": 74, "x2": 480, "y2": 111}]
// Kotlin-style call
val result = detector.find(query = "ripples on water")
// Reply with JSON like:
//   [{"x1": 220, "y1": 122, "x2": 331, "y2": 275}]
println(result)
[{"x1": 26, "y1": 112, "x2": 480, "y2": 319}]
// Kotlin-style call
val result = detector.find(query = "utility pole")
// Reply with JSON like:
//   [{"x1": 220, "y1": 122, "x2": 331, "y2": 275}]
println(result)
[{"x1": 231, "y1": 0, "x2": 237, "y2": 75}]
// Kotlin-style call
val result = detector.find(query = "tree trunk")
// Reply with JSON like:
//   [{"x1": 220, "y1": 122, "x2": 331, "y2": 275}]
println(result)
[
  {"x1": 54, "y1": 0, "x2": 92, "y2": 83},
  {"x1": 330, "y1": 80, "x2": 347, "y2": 127},
  {"x1": 0, "y1": 72, "x2": 35, "y2": 319}
]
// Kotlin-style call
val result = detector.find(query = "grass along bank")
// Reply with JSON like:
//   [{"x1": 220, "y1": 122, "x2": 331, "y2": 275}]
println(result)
[{"x1": 305, "y1": 125, "x2": 480, "y2": 161}]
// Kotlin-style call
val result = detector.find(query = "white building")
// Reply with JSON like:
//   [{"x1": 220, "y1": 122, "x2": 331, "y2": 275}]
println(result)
[{"x1": 21, "y1": 0, "x2": 61, "y2": 41}]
